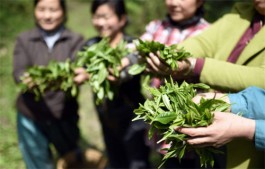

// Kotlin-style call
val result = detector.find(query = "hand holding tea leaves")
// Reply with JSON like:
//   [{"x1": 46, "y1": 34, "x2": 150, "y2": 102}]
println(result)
[
  {"x1": 128, "y1": 39, "x2": 191, "y2": 76},
  {"x1": 19, "y1": 38, "x2": 129, "y2": 104},
  {"x1": 73, "y1": 67, "x2": 90, "y2": 85},
  {"x1": 20, "y1": 72, "x2": 35, "y2": 89},
  {"x1": 133, "y1": 78, "x2": 230, "y2": 168},
  {"x1": 178, "y1": 92, "x2": 253, "y2": 149},
  {"x1": 75, "y1": 38, "x2": 130, "y2": 104},
  {"x1": 19, "y1": 59, "x2": 78, "y2": 100},
  {"x1": 178, "y1": 111, "x2": 252, "y2": 148}
]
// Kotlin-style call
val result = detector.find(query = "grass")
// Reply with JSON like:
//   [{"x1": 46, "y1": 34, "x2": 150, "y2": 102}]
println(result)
[{"x1": 0, "y1": 36, "x2": 25, "y2": 169}]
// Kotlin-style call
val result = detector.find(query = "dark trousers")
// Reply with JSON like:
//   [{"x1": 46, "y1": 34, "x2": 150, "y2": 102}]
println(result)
[{"x1": 98, "y1": 109, "x2": 150, "y2": 169}]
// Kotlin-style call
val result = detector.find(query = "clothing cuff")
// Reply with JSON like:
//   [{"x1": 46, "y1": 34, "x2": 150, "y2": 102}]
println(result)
[
  {"x1": 193, "y1": 58, "x2": 205, "y2": 77},
  {"x1": 228, "y1": 93, "x2": 248, "y2": 117},
  {"x1": 255, "y1": 120, "x2": 265, "y2": 150}
]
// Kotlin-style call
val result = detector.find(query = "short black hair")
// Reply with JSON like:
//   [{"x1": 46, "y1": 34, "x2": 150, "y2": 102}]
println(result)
[{"x1": 91, "y1": 0, "x2": 127, "y2": 20}]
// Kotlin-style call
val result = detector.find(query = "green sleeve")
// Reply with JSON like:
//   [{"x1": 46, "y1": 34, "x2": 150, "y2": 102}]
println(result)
[{"x1": 201, "y1": 58, "x2": 265, "y2": 92}]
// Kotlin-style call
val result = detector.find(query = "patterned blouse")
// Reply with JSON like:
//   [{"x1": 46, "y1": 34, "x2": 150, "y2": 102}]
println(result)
[{"x1": 141, "y1": 16, "x2": 210, "y2": 45}]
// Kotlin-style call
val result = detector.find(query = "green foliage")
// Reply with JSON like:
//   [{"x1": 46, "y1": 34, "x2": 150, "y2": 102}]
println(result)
[
  {"x1": 204, "y1": 1, "x2": 243, "y2": 23},
  {"x1": 0, "y1": 0, "x2": 33, "y2": 44},
  {"x1": 126, "y1": 0, "x2": 166, "y2": 37},
  {"x1": 19, "y1": 38, "x2": 129, "y2": 104},
  {"x1": 77, "y1": 38, "x2": 129, "y2": 104},
  {"x1": 0, "y1": 53, "x2": 24, "y2": 168},
  {"x1": 133, "y1": 78, "x2": 230, "y2": 168},
  {"x1": 129, "y1": 40, "x2": 191, "y2": 75},
  {"x1": 0, "y1": 1, "x2": 33, "y2": 168},
  {"x1": 20, "y1": 59, "x2": 78, "y2": 100}
]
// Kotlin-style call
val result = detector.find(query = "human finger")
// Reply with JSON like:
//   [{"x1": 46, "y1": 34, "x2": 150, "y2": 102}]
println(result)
[
  {"x1": 186, "y1": 137, "x2": 222, "y2": 148},
  {"x1": 178, "y1": 127, "x2": 209, "y2": 137},
  {"x1": 149, "y1": 52, "x2": 170, "y2": 70},
  {"x1": 146, "y1": 57, "x2": 160, "y2": 72},
  {"x1": 74, "y1": 67, "x2": 86, "y2": 74}
]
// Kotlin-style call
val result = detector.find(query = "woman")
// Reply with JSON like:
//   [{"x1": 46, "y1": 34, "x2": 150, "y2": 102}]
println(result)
[
  {"x1": 140, "y1": 1, "x2": 210, "y2": 168},
  {"x1": 141, "y1": 0, "x2": 209, "y2": 46},
  {"x1": 13, "y1": 0, "x2": 84, "y2": 168},
  {"x1": 74, "y1": 0, "x2": 150, "y2": 168},
  {"x1": 146, "y1": 0, "x2": 265, "y2": 91},
  {"x1": 145, "y1": 0, "x2": 265, "y2": 168},
  {"x1": 141, "y1": 0, "x2": 209, "y2": 88}
]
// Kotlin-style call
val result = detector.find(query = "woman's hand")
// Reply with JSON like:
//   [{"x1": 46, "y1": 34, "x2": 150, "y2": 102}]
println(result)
[
  {"x1": 74, "y1": 67, "x2": 89, "y2": 85},
  {"x1": 177, "y1": 112, "x2": 255, "y2": 148},
  {"x1": 146, "y1": 51, "x2": 172, "y2": 76},
  {"x1": 146, "y1": 51, "x2": 195, "y2": 79},
  {"x1": 107, "y1": 57, "x2": 131, "y2": 83},
  {"x1": 21, "y1": 72, "x2": 35, "y2": 89},
  {"x1": 107, "y1": 69, "x2": 119, "y2": 83}
]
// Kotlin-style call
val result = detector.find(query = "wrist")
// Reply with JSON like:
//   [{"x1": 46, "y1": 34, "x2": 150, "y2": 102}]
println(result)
[
  {"x1": 183, "y1": 58, "x2": 196, "y2": 76},
  {"x1": 240, "y1": 118, "x2": 255, "y2": 141}
]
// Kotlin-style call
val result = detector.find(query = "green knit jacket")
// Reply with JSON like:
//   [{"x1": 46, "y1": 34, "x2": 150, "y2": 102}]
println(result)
[
  {"x1": 179, "y1": 2, "x2": 265, "y2": 169},
  {"x1": 180, "y1": 2, "x2": 265, "y2": 92}
]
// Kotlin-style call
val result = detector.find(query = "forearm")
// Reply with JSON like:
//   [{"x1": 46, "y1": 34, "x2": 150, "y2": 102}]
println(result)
[
  {"x1": 228, "y1": 86, "x2": 265, "y2": 118},
  {"x1": 228, "y1": 87, "x2": 265, "y2": 150},
  {"x1": 237, "y1": 118, "x2": 265, "y2": 150},
  {"x1": 200, "y1": 58, "x2": 265, "y2": 92},
  {"x1": 234, "y1": 118, "x2": 265, "y2": 150},
  {"x1": 237, "y1": 117, "x2": 255, "y2": 141},
  {"x1": 167, "y1": 57, "x2": 264, "y2": 92}
]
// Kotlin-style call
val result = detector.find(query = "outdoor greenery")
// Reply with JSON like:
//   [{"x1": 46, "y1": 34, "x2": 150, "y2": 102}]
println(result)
[{"x1": 0, "y1": 0, "x2": 238, "y2": 168}]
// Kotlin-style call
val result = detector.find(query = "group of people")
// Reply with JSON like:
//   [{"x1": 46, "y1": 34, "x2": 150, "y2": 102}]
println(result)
[{"x1": 13, "y1": 0, "x2": 264, "y2": 169}]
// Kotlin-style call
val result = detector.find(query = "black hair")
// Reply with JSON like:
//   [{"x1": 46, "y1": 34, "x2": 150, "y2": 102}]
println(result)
[
  {"x1": 196, "y1": 5, "x2": 204, "y2": 17},
  {"x1": 91, "y1": 0, "x2": 127, "y2": 20},
  {"x1": 34, "y1": 0, "x2": 67, "y2": 23},
  {"x1": 196, "y1": 1, "x2": 205, "y2": 17}
]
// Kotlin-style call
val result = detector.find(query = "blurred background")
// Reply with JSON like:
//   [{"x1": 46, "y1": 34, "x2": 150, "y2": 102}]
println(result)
[{"x1": 0, "y1": 0, "x2": 240, "y2": 168}]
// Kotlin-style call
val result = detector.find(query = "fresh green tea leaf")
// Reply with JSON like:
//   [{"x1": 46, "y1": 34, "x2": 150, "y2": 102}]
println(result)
[{"x1": 133, "y1": 78, "x2": 229, "y2": 168}]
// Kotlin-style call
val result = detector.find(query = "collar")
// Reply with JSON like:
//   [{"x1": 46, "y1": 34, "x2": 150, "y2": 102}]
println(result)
[
  {"x1": 29, "y1": 26, "x2": 72, "y2": 41},
  {"x1": 40, "y1": 26, "x2": 64, "y2": 37},
  {"x1": 253, "y1": 12, "x2": 265, "y2": 26},
  {"x1": 166, "y1": 14, "x2": 201, "y2": 29}
]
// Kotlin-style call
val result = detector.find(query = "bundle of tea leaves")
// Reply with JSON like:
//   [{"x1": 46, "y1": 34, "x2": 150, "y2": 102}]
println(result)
[
  {"x1": 128, "y1": 39, "x2": 191, "y2": 75},
  {"x1": 76, "y1": 38, "x2": 129, "y2": 104},
  {"x1": 19, "y1": 38, "x2": 129, "y2": 104},
  {"x1": 19, "y1": 59, "x2": 77, "y2": 100},
  {"x1": 133, "y1": 78, "x2": 230, "y2": 168}
]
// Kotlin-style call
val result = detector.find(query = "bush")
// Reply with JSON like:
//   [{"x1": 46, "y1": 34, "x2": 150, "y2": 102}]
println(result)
[{"x1": 0, "y1": 0, "x2": 33, "y2": 45}]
